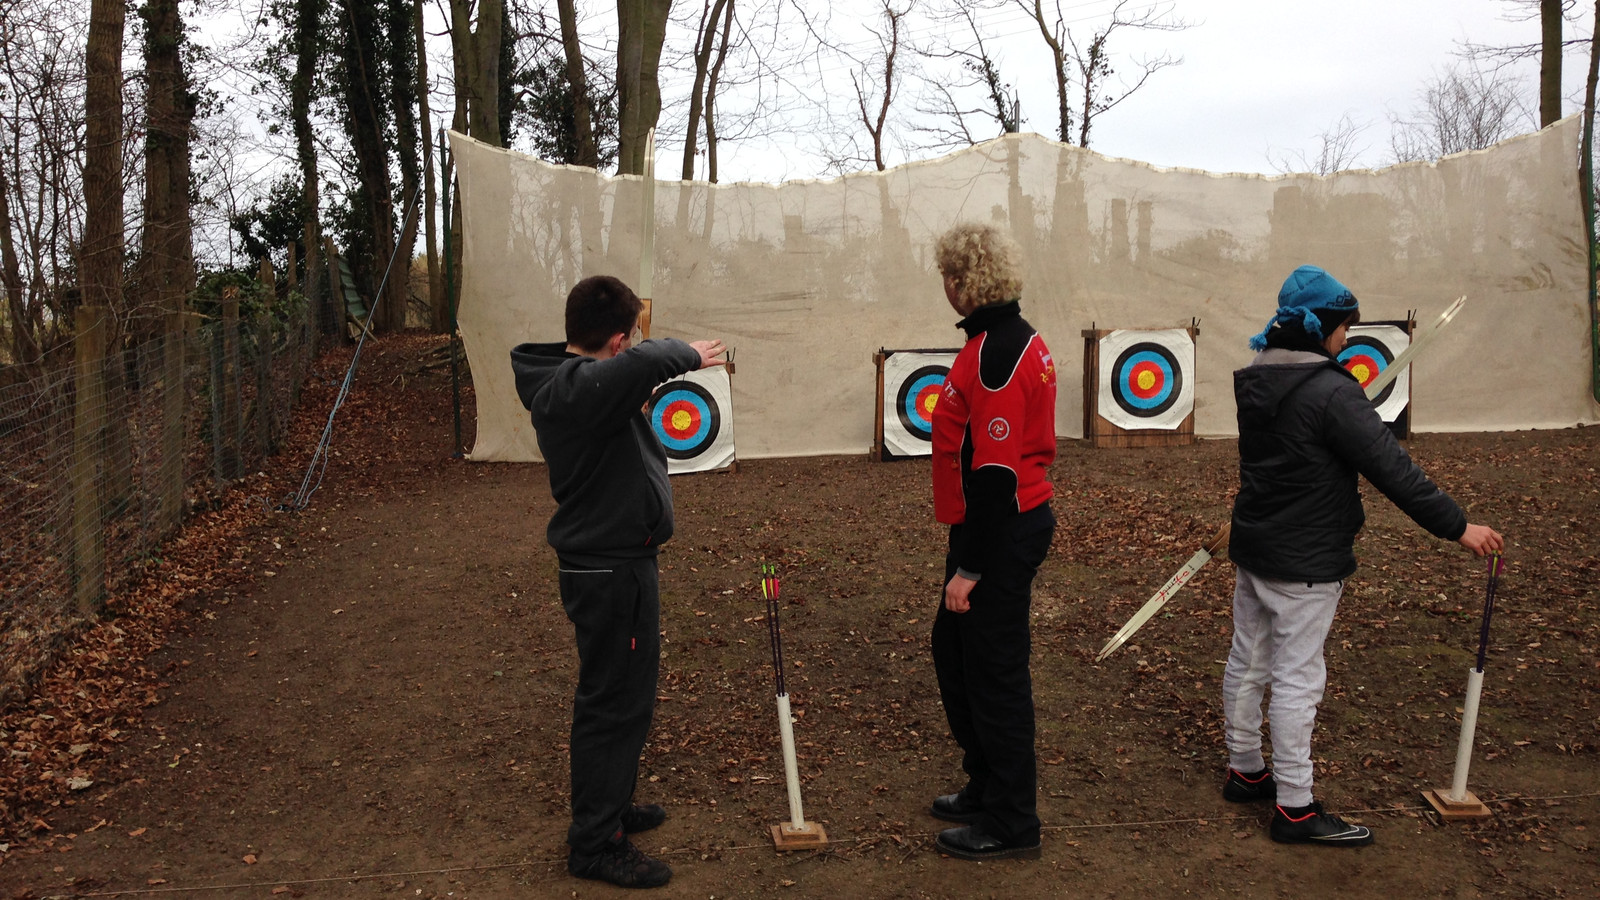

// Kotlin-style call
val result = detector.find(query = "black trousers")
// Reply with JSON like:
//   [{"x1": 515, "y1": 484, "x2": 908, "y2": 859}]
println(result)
[
  {"x1": 930, "y1": 504, "x2": 1055, "y2": 845},
  {"x1": 558, "y1": 555, "x2": 661, "y2": 854}
]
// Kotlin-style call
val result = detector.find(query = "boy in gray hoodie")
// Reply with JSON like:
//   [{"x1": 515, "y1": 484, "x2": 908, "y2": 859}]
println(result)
[{"x1": 511, "y1": 275, "x2": 724, "y2": 888}]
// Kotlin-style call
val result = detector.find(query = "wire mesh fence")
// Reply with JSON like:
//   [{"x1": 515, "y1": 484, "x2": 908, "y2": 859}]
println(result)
[{"x1": 0, "y1": 293, "x2": 316, "y2": 707}]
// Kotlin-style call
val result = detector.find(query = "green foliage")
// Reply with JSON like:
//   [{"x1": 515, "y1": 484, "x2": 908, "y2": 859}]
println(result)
[
  {"x1": 191, "y1": 269, "x2": 304, "y2": 329},
  {"x1": 230, "y1": 175, "x2": 308, "y2": 273}
]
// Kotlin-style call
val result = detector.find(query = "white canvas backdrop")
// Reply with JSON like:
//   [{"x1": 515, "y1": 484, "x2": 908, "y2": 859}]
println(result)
[{"x1": 452, "y1": 117, "x2": 1597, "y2": 462}]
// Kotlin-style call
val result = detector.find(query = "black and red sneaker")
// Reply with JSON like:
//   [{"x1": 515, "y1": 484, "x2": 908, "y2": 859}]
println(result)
[
  {"x1": 1270, "y1": 801, "x2": 1374, "y2": 847},
  {"x1": 1222, "y1": 767, "x2": 1276, "y2": 803}
]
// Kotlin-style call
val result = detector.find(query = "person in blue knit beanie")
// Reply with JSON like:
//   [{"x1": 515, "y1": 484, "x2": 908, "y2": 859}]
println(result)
[{"x1": 1222, "y1": 265, "x2": 1503, "y2": 847}]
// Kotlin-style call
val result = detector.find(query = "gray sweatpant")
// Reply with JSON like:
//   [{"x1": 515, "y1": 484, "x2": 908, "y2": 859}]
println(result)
[{"x1": 1221, "y1": 565, "x2": 1343, "y2": 808}]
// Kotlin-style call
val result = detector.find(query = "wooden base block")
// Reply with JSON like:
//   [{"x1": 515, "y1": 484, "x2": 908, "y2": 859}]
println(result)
[
  {"x1": 1423, "y1": 789, "x2": 1493, "y2": 821},
  {"x1": 770, "y1": 821, "x2": 829, "y2": 851}
]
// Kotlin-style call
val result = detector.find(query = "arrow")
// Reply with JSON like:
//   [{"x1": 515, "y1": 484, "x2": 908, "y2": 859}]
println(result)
[
  {"x1": 1363, "y1": 296, "x2": 1465, "y2": 400},
  {"x1": 1096, "y1": 522, "x2": 1231, "y2": 662}
]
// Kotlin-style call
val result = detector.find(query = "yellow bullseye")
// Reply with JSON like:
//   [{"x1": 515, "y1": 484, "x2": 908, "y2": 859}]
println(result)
[
  {"x1": 1351, "y1": 363, "x2": 1372, "y2": 384},
  {"x1": 922, "y1": 395, "x2": 938, "y2": 415},
  {"x1": 671, "y1": 409, "x2": 693, "y2": 432},
  {"x1": 1136, "y1": 370, "x2": 1157, "y2": 391}
]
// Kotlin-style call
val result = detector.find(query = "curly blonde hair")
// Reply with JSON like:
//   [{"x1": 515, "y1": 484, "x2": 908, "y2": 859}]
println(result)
[{"x1": 934, "y1": 223, "x2": 1024, "y2": 312}]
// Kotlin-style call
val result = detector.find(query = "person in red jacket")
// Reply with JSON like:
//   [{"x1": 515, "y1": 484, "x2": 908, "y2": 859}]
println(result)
[{"x1": 926, "y1": 223, "x2": 1058, "y2": 860}]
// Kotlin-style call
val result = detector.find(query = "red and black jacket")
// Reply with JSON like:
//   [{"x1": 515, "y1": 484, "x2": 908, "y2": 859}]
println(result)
[{"x1": 931, "y1": 301, "x2": 1057, "y2": 576}]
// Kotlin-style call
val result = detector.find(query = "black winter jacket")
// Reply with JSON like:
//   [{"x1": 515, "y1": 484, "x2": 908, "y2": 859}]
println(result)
[
  {"x1": 1229, "y1": 348, "x2": 1467, "y2": 582},
  {"x1": 510, "y1": 338, "x2": 702, "y2": 560}
]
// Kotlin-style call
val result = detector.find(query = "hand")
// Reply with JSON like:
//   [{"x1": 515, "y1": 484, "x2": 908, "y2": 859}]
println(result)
[
  {"x1": 1457, "y1": 523, "x2": 1504, "y2": 556},
  {"x1": 944, "y1": 573, "x2": 976, "y2": 613},
  {"x1": 690, "y1": 339, "x2": 726, "y2": 370}
]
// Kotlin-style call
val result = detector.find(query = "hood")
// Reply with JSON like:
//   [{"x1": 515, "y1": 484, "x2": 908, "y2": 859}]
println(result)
[
  {"x1": 510, "y1": 341, "x2": 573, "y2": 411},
  {"x1": 1234, "y1": 350, "x2": 1351, "y2": 418}
]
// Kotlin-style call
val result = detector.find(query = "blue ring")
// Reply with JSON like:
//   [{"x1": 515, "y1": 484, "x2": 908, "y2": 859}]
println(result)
[
  {"x1": 652, "y1": 387, "x2": 714, "y2": 452},
  {"x1": 901, "y1": 373, "x2": 946, "y2": 433},
  {"x1": 1116, "y1": 349, "x2": 1176, "y2": 410}
]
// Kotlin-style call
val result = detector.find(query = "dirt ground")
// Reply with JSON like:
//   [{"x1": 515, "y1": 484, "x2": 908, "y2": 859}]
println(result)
[{"x1": 2, "y1": 333, "x2": 1597, "y2": 899}]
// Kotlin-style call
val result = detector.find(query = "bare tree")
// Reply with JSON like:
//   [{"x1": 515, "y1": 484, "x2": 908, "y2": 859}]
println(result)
[
  {"x1": 681, "y1": 0, "x2": 733, "y2": 179},
  {"x1": 1269, "y1": 112, "x2": 1370, "y2": 175},
  {"x1": 556, "y1": 0, "x2": 600, "y2": 168},
  {"x1": 1461, "y1": 1, "x2": 1587, "y2": 128},
  {"x1": 0, "y1": 0, "x2": 88, "y2": 363},
  {"x1": 1390, "y1": 64, "x2": 1533, "y2": 161},
  {"x1": 915, "y1": 2, "x2": 1018, "y2": 151},
  {"x1": 1007, "y1": 0, "x2": 1189, "y2": 148}
]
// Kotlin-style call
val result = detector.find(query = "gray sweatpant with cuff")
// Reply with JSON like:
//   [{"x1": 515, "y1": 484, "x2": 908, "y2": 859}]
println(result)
[{"x1": 1222, "y1": 565, "x2": 1343, "y2": 808}]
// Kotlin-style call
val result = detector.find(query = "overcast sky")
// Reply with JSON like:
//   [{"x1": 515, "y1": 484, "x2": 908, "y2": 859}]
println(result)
[{"x1": 699, "y1": 0, "x2": 1591, "y2": 181}]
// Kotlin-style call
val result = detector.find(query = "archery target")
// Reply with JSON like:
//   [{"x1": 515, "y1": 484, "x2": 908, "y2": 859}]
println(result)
[
  {"x1": 1341, "y1": 324, "x2": 1410, "y2": 422},
  {"x1": 1097, "y1": 329, "x2": 1194, "y2": 431},
  {"x1": 881, "y1": 351, "x2": 957, "y2": 457},
  {"x1": 648, "y1": 366, "x2": 735, "y2": 473}
]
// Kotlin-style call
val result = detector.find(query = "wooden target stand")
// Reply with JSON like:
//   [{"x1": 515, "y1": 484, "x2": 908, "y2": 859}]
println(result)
[
  {"x1": 1081, "y1": 325, "x2": 1198, "y2": 449},
  {"x1": 871, "y1": 348, "x2": 958, "y2": 461}
]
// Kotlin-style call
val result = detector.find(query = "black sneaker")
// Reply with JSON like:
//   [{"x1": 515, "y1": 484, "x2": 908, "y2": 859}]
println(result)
[
  {"x1": 930, "y1": 791, "x2": 984, "y2": 824},
  {"x1": 568, "y1": 838, "x2": 672, "y2": 888},
  {"x1": 1222, "y1": 768, "x2": 1276, "y2": 803},
  {"x1": 621, "y1": 803, "x2": 667, "y2": 833},
  {"x1": 1270, "y1": 801, "x2": 1374, "y2": 847}
]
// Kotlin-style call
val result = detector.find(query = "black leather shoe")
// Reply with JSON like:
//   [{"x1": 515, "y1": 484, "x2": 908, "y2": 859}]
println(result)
[
  {"x1": 1222, "y1": 768, "x2": 1276, "y2": 803},
  {"x1": 930, "y1": 792, "x2": 983, "y2": 824},
  {"x1": 933, "y1": 825, "x2": 1041, "y2": 860},
  {"x1": 621, "y1": 803, "x2": 667, "y2": 834}
]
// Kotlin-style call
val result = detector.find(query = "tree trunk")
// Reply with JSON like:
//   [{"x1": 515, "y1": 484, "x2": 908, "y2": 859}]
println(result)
[
  {"x1": 387, "y1": 0, "x2": 420, "y2": 332},
  {"x1": 1541, "y1": 0, "x2": 1564, "y2": 128},
  {"x1": 0, "y1": 169, "x2": 38, "y2": 366},
  {"x1": 82, "y1": 0, "x2": 126, "y2": 324},
  {"x1": 140, "y1": 0, "x2": 197, "y2": 326},
  {"x1": 418, "y1": 0, "x2": 445, "y2": 333},
  {"x1": 1021, "y1": 0, "x2": 1072, "y2": 143},
  {"x1": 557, "y1": 0, "x2": 599, "y2": 168},
  {"x1": 450, "y1": 0, "x2": 504, "y2": 147},
  {"x1": 616, "y1": 0, "x2": 672, "y2": 175},
  {"x1": 704, "y1": 0, "x2": 733, "y2": 182},
  {"x1": 294, "y1": 0, "x2": 329, "y2": 339},
  {"x1": 682, "y1": 0, "x2": 730, "y2": 180},
  {"x1": 340, "y1": 0, "x2": 401, "y2": 332}
]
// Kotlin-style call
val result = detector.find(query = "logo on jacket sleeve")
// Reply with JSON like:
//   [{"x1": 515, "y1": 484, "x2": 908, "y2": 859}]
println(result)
[{"x1": 987, "y1": 417, "x2": 1011, "y2": 440}]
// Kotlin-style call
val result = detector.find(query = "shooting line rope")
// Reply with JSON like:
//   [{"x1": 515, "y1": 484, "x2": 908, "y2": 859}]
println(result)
[{"x1": 61, "y1": 790, "x2": 1600, "y2": 897}]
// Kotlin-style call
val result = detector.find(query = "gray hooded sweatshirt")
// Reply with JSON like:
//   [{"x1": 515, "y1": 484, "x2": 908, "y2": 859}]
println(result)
[{"x1": 510, "y1": 338, "x2": 702, "y2": 562}]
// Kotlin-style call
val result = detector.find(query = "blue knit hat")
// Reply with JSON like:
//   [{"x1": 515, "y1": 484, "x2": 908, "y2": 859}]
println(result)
[{"x1": 1248, "y1": 265, "x2": 1360, "y2": 351}]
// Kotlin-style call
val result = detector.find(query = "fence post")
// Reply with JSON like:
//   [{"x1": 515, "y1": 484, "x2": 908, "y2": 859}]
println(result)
[
  {"x1": 71, "y1": 304, "x2": 107, "y2": 617},
  {"x1": 256, "y1": 259, "x2": 276, "y2": 458},
  {"x1": 158, "y1": 310, "x2": 185, "y2": 538}
]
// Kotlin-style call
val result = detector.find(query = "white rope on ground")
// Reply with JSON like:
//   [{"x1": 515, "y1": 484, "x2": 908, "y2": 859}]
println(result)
[{"x1": 61, "y1": 790, "x2": 1600, "y2": 897}]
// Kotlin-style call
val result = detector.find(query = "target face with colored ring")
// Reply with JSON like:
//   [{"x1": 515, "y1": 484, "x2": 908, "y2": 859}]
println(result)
[
  {"x1": 1338, "y1": 336, "x2": 1394, "y2": 404},
  {"x1": 896, "y1": 365, "x2": 949, "y2": 441},
  {"x1": 649, "y1": 381, "x2": 721, "y2": 459},
  {"x1": 1096, "y1": 328, "x2": 1195, "y2": 431},
  {"x1": 1341, "y1": 324, "x2": 1411, "y2": 423},
  {"x1": 880, "y1": 351, "x2": 958, "y2": 458},
  {"x1": 1111, "y1": 343, "x2": 1183, "y2": 418}
]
